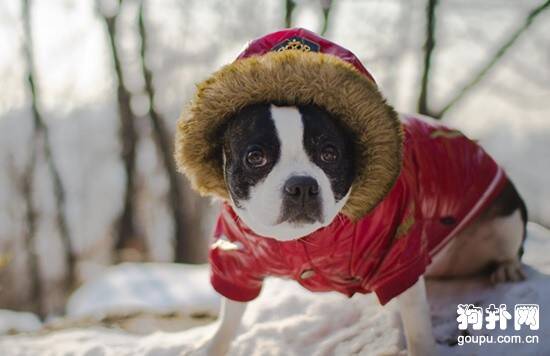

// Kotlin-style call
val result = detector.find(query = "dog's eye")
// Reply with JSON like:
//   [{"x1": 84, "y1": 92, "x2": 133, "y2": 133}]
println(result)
[
  {"x1": 245, "y1": 148, "x2": 268, "y2": 168},
  {"x1": 320, "y1": 145, "x2": 338, "y2": 163}
]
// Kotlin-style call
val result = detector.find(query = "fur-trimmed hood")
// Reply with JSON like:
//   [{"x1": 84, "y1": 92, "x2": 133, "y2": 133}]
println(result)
[{"x1": 175, "y1": 28, "x2": 403, "y2": 220}]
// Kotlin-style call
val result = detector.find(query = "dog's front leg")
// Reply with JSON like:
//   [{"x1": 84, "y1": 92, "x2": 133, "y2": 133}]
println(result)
[
  {"x1": 396, "y1": 276, "x2": 438, "y2": 356},
  {"x1": 201, "y1": 297, "x2": 247, "y2": 356}
]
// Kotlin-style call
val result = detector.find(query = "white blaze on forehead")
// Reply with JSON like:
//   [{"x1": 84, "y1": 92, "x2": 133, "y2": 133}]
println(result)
[
  {"x1": 270, "y1": 105, "x2": 306, "y2": 162},
  {"x1": 231, "y1": 105, "x2": 350, "y2": 241}
]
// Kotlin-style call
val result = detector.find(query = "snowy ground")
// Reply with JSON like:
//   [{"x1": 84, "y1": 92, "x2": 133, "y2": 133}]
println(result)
[{"x1": 0, "y1": 222, "x2": 548, "y2": 355}]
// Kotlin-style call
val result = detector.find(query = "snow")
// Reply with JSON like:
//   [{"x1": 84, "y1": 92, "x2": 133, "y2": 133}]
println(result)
[
  {"x1": 0, "y1": 310, "x2": 41, "y2": 335},
  {"x1": 0, "y1": 223, "x2": 548, "y2": 355},
  {"x1": 66, "y1": 263, "x2": 220, "y2": 319}
]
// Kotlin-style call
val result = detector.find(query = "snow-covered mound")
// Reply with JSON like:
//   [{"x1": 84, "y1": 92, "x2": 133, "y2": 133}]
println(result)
[
  {"x1": 0, "y1": 223, "x2": 549, "y2": 355},
  {"x1": 0, "y1": 310, "x2": 41, "y2": 335},
  {"x1": 66, "y1": 263, "x2": 220, "y2": 319}
]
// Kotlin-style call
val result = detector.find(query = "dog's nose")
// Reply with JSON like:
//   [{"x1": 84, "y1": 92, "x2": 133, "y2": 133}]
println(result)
[{"x1": 283, "y1": 176, "x2": 319, "y2": 203}]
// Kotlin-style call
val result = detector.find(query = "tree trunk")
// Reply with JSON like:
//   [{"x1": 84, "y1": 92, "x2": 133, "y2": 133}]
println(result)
[
  {"x1": 285, "y1": 0, "x2": 295, "y2": 28},
  {"x1": 137, "y1": 1, "x2": 195, "y2": 262},
  {"x1": 417, "y1": 0, "x2": 438, "y2": 117},
  {"x1": 21, "y1": 0, "x2": 75, "y2": 316},
  {"x1": 101, "y1": 6, "x2": 141, "y2": 261},
  {"x1": 320, "y1": 0, "x2": 332, "y2": 35}
]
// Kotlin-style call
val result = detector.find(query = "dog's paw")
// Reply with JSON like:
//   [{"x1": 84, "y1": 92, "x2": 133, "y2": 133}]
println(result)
[{"x1": 490, "y1": 260, "x2": 526, "y2": 284}]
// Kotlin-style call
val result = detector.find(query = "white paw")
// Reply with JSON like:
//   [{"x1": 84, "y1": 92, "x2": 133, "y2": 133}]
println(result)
[{"x1": 490, "y1": 260, "x2": 526, "y2": 284}]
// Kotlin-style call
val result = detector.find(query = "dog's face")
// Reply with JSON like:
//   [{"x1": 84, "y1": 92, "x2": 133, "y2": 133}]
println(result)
[{"x1": 222, "y1": 103, "x2": 355, "y2": 241}]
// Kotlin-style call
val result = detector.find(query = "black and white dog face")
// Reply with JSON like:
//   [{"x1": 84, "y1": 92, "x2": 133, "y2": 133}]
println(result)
[{"x1": 222, "y1": 103, "x2": 355, "y2": 241}]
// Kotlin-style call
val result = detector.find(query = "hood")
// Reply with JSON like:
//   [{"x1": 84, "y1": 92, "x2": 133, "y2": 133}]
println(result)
[{"x1": 175, "y1": 28, "x2": 403, "y2": 220}]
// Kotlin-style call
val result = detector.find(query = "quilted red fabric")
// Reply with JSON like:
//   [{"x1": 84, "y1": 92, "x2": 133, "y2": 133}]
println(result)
[{"x1": 210, "y1": 115, "x2": 507, "y2": 305}]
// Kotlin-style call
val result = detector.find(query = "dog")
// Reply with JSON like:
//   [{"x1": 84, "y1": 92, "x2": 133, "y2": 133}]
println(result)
[
  {"x1": 176, "y1": 29, "x2": 527, "y2": 356},
  {"x1": 192, "y1": 104, "x2": 526, "y2": 356}
]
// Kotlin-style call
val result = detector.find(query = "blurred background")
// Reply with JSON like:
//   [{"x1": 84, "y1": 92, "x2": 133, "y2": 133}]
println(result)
[{"x1": 0, "y1": 0, "x2": 549, "y2": 322}]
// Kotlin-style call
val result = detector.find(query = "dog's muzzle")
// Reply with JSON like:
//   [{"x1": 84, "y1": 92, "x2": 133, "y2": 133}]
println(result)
[{"x1": 278, "y1": 176, "x2": 323, "y2": 224}]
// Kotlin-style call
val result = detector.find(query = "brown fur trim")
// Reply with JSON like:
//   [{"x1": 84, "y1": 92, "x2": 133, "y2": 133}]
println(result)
[{"x1": 175, "y1": 50, "x2": 402, "y2": 220}]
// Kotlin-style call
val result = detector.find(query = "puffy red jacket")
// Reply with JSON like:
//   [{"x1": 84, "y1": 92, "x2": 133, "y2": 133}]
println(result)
[{"x1": 209, "y1": 115, "x2": 507, "y2": 305}]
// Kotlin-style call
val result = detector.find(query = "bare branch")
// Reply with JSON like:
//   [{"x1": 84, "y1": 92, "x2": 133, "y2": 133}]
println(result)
[
  {"x1": 320, "y1": 0, "x2": 333, "y2": 36},
  {"x1": 417, "y1": 0, "x2": 438, "y2": 116},
  {"x1": 285, "y1": 0, "x2": 295, "y2": 28},
  {"x1": 434, "y1": 0, "x2": 550, "y2": 118},
  {"x1": 20, "y1": 142, "x2": 42, "y2": 317},
  {"x1": 21, "y1": 0, "x2": 75, "y2": 314},
  {"x1": 100, "y1": 1, "x2": 141, "y2": 259},
  {"x1": 21, "y1": 3, "x2": 42, "y2": 317},
  {"x1": 137, "y1": 1, "x2": 193, "y2": 262}
]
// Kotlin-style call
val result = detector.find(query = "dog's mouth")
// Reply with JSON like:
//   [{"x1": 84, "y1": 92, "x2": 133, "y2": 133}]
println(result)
[{"x1": 277, "y1": 208, "x2": 323, "y2": 225}]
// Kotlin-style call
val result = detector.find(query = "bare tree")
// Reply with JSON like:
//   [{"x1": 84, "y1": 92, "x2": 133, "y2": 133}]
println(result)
[
  {"x1": 285, "y1": 0, "x2": 332, "y2": 35},
  {"x1": 20, "y1": 142, "x2": 41, "y2": 316},
  {"x1": 417, "y1": 0, "x2": 438, "y2": 116},
  {"x1": 285, "y1": 0, "x2": 295, "y2": 28},
  {"x1": 433, "y1": 0, "x2": 550, "y2": 118},
  {"x1": 99, "y1": 1, "x2": 142, "y2": 260},
  {"x1": 320, "y1": 0, "x2": 333, "y2": 35},
  {"x1": 418, "y1": 0, "x2": 550, "y2": 118},
  {"x1": 137, "y1": 1, "x2": 194, "y2": 262},
  {"x1": 21, "y1": 0, "x2": 75, "y2": 316}
]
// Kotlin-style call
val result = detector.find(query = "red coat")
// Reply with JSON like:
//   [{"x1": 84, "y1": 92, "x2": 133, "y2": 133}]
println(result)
[{"x1": 209, "y1": 115, "x2": 508, "y2": 305}]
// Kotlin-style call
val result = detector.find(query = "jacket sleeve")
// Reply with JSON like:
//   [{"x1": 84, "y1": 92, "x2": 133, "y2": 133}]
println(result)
[
  {"x1": 368, "y1": 146, "x2": 431, "y2": 305},
  {"x1": 209, "y1": 215, "x2": 265, "y2": 302},
  {"x1": 371, "y1": 221, "x2": 430, "y2": 305}
]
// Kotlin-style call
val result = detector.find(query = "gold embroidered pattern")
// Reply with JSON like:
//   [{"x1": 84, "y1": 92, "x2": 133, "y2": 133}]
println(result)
[
  {"x1": 395, "y1": 203, "x2": 415, "y2": 239},
  {"x1": 430, "y1": 129, "x2": 464, "y2": 139},
  {"x1": 277, "y1": 39, "x2": 311, "y2": 52}
]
